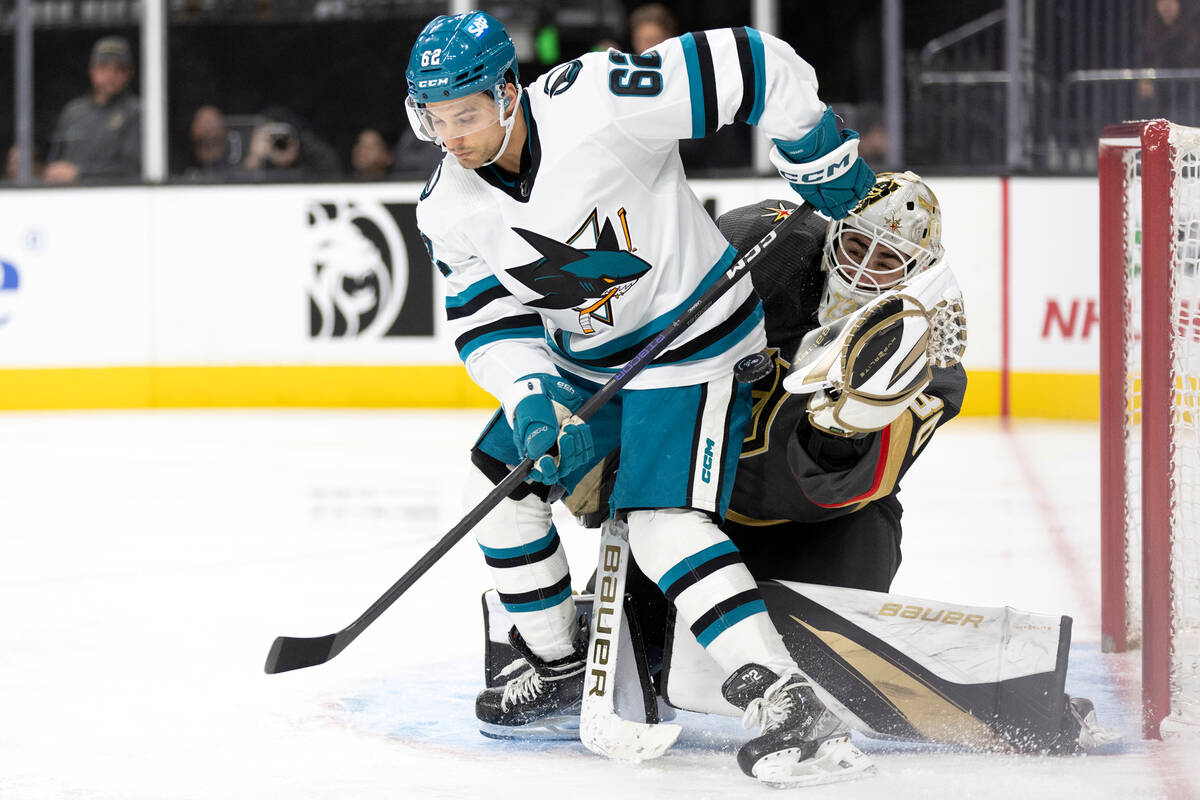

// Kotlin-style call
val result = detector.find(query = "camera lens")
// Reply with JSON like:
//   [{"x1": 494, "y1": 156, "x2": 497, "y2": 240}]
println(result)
[{"x1": 270, "y1": 133, "x2": 289, "y2": 150}]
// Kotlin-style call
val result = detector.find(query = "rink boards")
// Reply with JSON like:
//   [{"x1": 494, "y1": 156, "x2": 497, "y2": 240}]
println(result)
[{"x1": 0, "y1": 177, "x2": 1099, "y2": 418}]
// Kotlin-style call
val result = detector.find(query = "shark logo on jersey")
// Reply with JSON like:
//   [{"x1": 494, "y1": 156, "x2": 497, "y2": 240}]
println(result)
[
  {"x1": 544, "y1": 60, "x2": 583, "y2": 97},
  {"x1": 507, "y1": 212, "x2": 650, "y2": 335}
]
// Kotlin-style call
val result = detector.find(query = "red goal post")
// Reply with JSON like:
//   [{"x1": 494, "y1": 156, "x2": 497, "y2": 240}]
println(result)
[{"x1": 1099, "y1": 119, "x2": 1200, "y2": 740}]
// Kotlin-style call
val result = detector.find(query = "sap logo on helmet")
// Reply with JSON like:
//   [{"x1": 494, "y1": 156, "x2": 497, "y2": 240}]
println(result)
[
  {"x1": 418, "y1": 77, "x2": 449, "y2": 88},
  {"x1": 467, "y1": 15, "x2": 489, "y2": 37}
]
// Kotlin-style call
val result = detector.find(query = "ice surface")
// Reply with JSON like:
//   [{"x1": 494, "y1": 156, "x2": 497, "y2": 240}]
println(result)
[{"x1": 0, "y1": 411, "x2": 1196, "y2": 799}]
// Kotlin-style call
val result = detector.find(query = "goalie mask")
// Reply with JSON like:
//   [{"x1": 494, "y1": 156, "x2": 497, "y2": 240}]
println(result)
[{"x1": 818, "y1": 171, "x2": 944, "y2": 325}]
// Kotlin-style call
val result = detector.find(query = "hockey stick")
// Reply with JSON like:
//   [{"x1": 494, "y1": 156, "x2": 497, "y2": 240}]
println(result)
[
  {"x1": 580, "y1": 519, "x2": 682, "y2": 760},
  {"x1": 264, "y1": 204, "x2": 812, "y2": 675}
]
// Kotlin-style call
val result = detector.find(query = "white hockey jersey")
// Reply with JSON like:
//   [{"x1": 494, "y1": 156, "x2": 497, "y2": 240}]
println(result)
[{"x1": 417, "y1": 27, "x2": 827, "y2": 412}]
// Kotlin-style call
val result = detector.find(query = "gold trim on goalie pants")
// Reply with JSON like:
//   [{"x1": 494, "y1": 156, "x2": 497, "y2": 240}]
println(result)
[{"x1": 805, "y1": 410, "x2": 914, "y2": 510}]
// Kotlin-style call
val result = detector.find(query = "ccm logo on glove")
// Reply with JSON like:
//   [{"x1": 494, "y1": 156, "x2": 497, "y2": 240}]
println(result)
[{"x1": 506, "y1": 373, "x2": 595, "y2": 485}]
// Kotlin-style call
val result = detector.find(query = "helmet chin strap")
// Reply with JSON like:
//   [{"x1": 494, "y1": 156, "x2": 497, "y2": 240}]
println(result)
[{"x1": 478, "y1": 85, "x2": 524, "y2": 167}]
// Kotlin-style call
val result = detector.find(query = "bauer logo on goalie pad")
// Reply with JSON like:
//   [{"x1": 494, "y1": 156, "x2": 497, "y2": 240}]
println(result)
[
  {"x1": 877, "y1": 603, "x2": 984, "y2": 627},
  {"x1": 307, "y1": 201, "x2": 434, "y2": 338}
]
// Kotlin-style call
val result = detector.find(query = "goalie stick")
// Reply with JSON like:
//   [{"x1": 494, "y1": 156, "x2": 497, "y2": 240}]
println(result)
[
  {"x1": 264, "y1": 203, "x2": 814, "y2": 675},
  {"x1": 580, "y1": 519, "x2": 683, "y2": 760}
]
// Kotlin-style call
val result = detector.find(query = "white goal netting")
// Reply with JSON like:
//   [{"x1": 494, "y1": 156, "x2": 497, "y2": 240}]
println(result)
[{"x1": 1119, "y1": 123, "x2": 1200, "y2": 736}]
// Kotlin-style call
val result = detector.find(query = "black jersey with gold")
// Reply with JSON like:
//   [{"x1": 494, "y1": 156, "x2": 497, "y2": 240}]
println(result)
[{"x1": 716, "y1": 200, "x2": 968, "y2": 529}]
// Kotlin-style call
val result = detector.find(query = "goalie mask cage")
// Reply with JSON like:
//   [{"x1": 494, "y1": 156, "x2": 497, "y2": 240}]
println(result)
[{"x1": 1099, "y1": 119, "x2": 1200, "y2": 740}]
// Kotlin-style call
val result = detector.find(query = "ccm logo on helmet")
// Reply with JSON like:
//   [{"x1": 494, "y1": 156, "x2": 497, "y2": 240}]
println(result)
[{"x1": 418, "y1": 77, "x2": 449, "y2": 88}]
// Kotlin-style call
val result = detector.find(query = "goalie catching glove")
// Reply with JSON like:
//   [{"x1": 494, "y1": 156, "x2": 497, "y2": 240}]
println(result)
[
  {"x1": 782, "y1": 262, "x2": 967, "y2": 437},
  {"x1": 505, "y1": 373, "x2": 594, "y2": 485}
]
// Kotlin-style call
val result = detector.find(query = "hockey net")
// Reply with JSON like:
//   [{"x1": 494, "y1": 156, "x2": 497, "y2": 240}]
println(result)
[{"x1": 1099, "y1": 119, "x2": 1200, "y2": 739}]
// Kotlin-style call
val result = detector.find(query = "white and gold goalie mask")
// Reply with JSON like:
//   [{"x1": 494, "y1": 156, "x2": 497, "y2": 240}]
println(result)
[{"x1": 818, "y1": 170, "x2": 944, "y2": 325}]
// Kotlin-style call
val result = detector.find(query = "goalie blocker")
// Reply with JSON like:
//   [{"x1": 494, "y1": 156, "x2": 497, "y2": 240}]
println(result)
[{"x1": 481, "y1": 577, "x2": 1110, "y2": 754}]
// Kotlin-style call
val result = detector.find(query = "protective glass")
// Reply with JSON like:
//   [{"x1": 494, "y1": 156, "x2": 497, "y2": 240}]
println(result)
[{"x1": 404, "y1": 92, "x2": 504, "y2": 145}]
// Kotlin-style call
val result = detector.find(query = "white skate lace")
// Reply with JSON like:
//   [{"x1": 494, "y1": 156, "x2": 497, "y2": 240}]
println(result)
[
  {"x1": 741, "y1": 672, "x2": 802, "y2": 734},
  {"x1": 498, "y1": 657, "x2": 544, "y2": 712}
]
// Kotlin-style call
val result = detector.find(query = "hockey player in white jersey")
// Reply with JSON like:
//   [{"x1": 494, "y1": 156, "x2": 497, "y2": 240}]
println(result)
[{"x1": 407, "y1": 10, "x2": 875, "y2": 786}]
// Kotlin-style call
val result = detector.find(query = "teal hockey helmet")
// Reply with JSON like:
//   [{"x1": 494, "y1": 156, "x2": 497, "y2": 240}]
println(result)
[
  {"x1": 404, "y1": 11, "x2": 524, "y2": 163},
  {"x1": 406, "y1": 11, "x2": 519, "y2": 104}
]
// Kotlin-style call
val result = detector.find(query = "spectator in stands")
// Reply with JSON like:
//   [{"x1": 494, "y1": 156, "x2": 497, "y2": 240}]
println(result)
[
  {"x1": 4, "y1": 144, "x2": 43, "y2": 183},
  {"x1": 180, "y1": 105, "x2": 240, "y2": 181},
  {"x1": 242, "y1": 106, "x2": 341, "y2": 182},
  {"x1": 351, "y1": 128, "x2": 395, "y2": 180},
  {"x1": 845, "y1": 103, "x2": 890, "y2": 167},
  {"x1": 391, "y1": 127, "x2": 443, "y2": 179},
  {"x1": 44, "y1": 35, "x2": 141, "y2": 183},
  {"x1": 1139, "y1": 0, "x2": 1200, "y2": 103},
  {"x1": 629, "y1": 3, "x2": 676, "y2": 54}
]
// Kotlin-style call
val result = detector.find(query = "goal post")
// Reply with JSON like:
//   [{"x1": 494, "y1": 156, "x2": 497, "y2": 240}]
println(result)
[{"x1": 1099, "y1": 118, "x2": 1200, "y2": 740}]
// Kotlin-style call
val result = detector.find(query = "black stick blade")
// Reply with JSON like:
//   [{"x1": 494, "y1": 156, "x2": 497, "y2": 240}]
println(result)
[{"x1": 265, "y1": 633, "x2": 338, "y2": 674}]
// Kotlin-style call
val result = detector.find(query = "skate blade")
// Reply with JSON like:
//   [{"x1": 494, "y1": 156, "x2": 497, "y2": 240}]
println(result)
[
  {"x1": 752, "y1": 737, "x2": 876, "y2": 789},
  {"x1": 1078, "y1": 712, "x2": 1123, "y2": 750},
  {"x1": 478, "y1": 714, "x2": 581, "y2": 741}
]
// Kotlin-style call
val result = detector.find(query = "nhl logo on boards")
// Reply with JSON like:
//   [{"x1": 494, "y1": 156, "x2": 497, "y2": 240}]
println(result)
[{"x1": 307, "y1": 201, "x2": 434, "y2": 338}]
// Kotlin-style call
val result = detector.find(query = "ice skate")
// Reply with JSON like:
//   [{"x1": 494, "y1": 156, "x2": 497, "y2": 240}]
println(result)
[
  {"x1": 476, "y1": 623, "x2": 586, "y2": 740},
  {"x1": 1055, "y1": 696, "x2": 1122, "y2": 753},
  {"x1": 722, "y1": 663, "x2": 875, "y2": 788}
]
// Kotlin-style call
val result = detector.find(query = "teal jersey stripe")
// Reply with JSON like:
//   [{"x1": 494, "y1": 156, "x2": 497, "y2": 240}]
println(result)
[
  {"x1": 478, "y1": 525, "x2": 559, "y2": 560},
  {"x1": 695, "y1": 599, "x2": 767, "y2": 648},
  {"x1": 679, "y1": 33, "x2": 706, "y2": 139},
  {"x1": 446, "y1": 276, "x2": 503, "y2": 309},
  {"x1": 501, "y1": 584, "x2": 573, "y2": 614},
  {"x1": 548, "y1": 286, "x2": 760, "y2": 375},
  {"x1": 459, "y1": 325, "x2": 545, "y2": 362},
  {"x1": 656, "y1": 539, "x2": 740, "y2": 595},
  {"x1": 746, "y1": 28, "x2": 767, "y2": 126},
  {"x1": 555, "y1": 245, "x2": 737, "y2": 362}
]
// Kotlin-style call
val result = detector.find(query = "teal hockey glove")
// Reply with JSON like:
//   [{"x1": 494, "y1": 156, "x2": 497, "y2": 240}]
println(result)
[
  {"x1": 771, "y1": 107, "x2": 876, "y2": 220},
  {"x1": 508, "y1": 373, "x2": 594, "y2": 486}
]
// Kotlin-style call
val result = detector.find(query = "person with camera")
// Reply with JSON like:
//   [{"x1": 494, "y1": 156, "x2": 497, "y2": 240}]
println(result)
[{"x1": 242, "y1": 107, "x2": 341, "y2": 182}]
